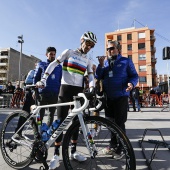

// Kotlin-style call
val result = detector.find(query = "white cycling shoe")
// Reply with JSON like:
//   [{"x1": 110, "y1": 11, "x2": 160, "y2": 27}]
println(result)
[
  {"x1": 49, "y1": 155, "x2": 60, "y2": 170},
  {"x1": 70, "y1": 151, "x2": 87, "y2": 162}
]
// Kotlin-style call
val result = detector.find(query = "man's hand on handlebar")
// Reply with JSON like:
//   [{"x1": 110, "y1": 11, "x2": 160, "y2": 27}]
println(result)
[{"x1": 36, "y1": 80, "x2": 45, "y2": 89}]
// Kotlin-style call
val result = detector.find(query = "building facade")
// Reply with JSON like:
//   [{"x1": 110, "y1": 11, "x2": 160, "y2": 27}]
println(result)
[
  {"x1": 105, "y1": 27, "x2": 157, "y2": 91},
  {"x1": 0, "y1": 47, "x2": 40, "y2": 85}
]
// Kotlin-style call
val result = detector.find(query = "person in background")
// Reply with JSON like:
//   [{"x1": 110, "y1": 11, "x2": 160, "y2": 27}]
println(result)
[
  {"x1": 150, "y1": 88, "x2": 156, "y2": 106},
  {"x1": 130, "y1": 87, "x2": 141, "y2": 112},
  {"x1": 36, "y1": 31, "x2": 97, "y2": 169},
  {"x1": 92, "y1": 64, "x2": 101, "y2": 135},
  {"x1": 33, "y1": 47, "x2": 62, "y2": 127},
  {"x1": 139, "y1": 87, "x2": 143, "y2": 107},
  {"x1": 15, "y1": 47, "x2": 62, "y2": 139},
  {"x1": 96, "y1": 40, "x2": 138, "y2": 159},
  {"x1": 22, "y1": 61, "x2": 41, "y2": 113},
  {"x1": 6, "y1": 82, "x2": 15, "y2": 94},
  {"x1": 11, "y1": 84, "x2": 23, "y2": 108}
]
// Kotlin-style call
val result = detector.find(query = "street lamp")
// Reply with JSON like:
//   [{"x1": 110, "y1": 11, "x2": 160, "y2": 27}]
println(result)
[{"x1": 18, "y1": 35, "x2": 24, "y2": 87}]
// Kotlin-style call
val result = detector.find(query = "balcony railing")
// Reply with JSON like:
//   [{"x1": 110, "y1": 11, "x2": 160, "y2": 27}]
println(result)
[
  {"x1": 152, "y1": 69, "x2": 157, "y2": 74},
  {"x1": 0, "y1": 77, "x2": 7, "y2": 80},
  {"x1": 151, "y1": 57, "x2": 157, "y2": 62},
  {"x1": 0, "y1": 70, "x2": 7, "y2": 73},
  {"x1": 150, "y1": 35, "x2": 156, "y2": 41},
  {"x1": 0, "y1": 63, "x2": 8, "y2": 66},
  {"x1": 151, "y1": 47, "x2": 156, "y2": 52},
  {"x1": 0, "y1": 55, "x2": 8, "y2": 59}
]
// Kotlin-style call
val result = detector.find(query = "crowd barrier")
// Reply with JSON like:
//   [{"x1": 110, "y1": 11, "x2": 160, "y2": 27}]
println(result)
[
  {"x1": 0, "y1": 93, "x2": 13, "y2": 108},
  {"x1": 137, "y1": 94, "x2": 169, "y2": 107},
  {"x1": 0, "y1": 92, "x2": 169, "y2": 108}
]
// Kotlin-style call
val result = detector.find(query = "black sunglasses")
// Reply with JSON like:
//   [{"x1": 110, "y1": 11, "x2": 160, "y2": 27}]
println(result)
[{"x1": 107, "y1": 47, "x2": 116, "y2": 51}]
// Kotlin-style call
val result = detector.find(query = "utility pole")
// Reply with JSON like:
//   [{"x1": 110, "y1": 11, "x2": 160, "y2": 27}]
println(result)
[{"x1": 18, "y1": 35, "x2": 24, "y2": 87}]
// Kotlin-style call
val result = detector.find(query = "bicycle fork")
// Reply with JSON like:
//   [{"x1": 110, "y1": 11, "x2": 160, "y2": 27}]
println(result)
[{"x1": 78, "y1": 113, "x2": 97, "y2": 158}]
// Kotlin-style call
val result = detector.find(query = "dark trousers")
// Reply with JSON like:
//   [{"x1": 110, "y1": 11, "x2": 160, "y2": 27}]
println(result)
[
  {"x1": 55, "y1": 85, "x2": 83, "y2": 143},
  {"x1": 39, "y1": 93, "x2": 58, "y2": 127},
  {"x1": 105, "y1": 96, "x2": 128, "y2": 146},
  {"x1": 15, "y1": 89, "x2": 35, "y2": 133}
]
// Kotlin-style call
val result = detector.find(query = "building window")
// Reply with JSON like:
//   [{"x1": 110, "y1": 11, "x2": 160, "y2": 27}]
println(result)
[
  {"x1": 128, "y1": 55, "x2": 132, "y2": 60},
  {"x1": 127, "y1": 34, "x2": 132, "y2": 40},
  {"x1": 127, "y1": 44, "x2": 132, "y2": 51},
  {"x1": 139, "y1": 54, "x2": 146, "y2": 60},
  {"x1": 138, "y1": 43, "x2": 145, "y2": 50},
  {"x1": 117, "y1": 35, "x2": 121, "y2": 41},
  {"x1": 138, "y1": 32, "x2": 145, "y2": 39},
  {"x1": 139, "y1": 65, "x2": 146, "y2": 72},
  {"x1": 139, "y1": 76, "x2": 147, "y2": 82}
]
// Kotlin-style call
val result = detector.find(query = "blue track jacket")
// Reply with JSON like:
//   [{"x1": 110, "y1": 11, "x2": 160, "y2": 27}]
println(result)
[
  {"x1": 96, "y1": 54, "x2": 138, "y2": 99},
  {"x1": 33, "y1": 59, "x2": 62, "y2": 95}
]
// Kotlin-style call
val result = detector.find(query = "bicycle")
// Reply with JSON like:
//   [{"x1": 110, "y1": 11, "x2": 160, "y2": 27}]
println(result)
[{"x1": 0, "y1": 85, "x2": 136, "y2": 170}]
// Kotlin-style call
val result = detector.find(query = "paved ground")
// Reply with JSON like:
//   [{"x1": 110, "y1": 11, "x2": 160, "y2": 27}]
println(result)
[{"x1": 0, "y1": 107, "x2": 170, "y2": 170}]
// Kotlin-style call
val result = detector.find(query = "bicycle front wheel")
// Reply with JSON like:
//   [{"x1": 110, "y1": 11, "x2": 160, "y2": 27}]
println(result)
[
  {"x1": 62, "y1": 116, "x2": 136, "y2": 170},
  {"x1": 0, "y1": 110, "x2": 38, "y2": 169}
]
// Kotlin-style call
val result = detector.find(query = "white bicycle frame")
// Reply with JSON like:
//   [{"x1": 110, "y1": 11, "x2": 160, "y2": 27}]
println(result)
[{"x1": 12, "y1": 92, "x2": 102, "y2": 158}]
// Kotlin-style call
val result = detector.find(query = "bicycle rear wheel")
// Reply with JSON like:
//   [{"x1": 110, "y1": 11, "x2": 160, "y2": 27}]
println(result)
[
  {"x1": 62, "y1": 116, "x2": 136, "y2": 170},
  {"x1": 0, "y1": 110, "x2": 38, "y2": 169}
]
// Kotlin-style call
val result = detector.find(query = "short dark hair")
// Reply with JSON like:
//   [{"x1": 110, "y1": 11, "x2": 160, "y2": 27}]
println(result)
[{"x1": 46, "y1": 47, "x2": 56, "y2": 53}]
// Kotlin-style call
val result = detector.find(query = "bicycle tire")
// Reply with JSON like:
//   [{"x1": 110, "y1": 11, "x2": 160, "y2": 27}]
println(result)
[
  {"x1": 0, "y1": 110, "x2": 38, "y2": 169},
  {"x1": 62, "y1": 116, "x2": 136, "y2": 170}
]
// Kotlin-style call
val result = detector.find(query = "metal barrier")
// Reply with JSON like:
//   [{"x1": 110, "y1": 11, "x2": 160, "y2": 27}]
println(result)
[
  {"x1": 0, "y1": 93, "x2": 13, "y2": 108},
  {"x1": 139, "y1": 129, "x2": 170, "y2": 170}
]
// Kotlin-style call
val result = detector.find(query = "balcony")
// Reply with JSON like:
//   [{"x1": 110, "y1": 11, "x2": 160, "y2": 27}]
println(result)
[
  {"x1": 151, "y1": 56, "x2": 157, "y2": 63},
  {"x1": 0, "y1": 63, "x2": 8, "y2": 66},
  {"x1": 0, "y1": 77, "x2": 7, "y2": 80},
  {"x1": 150, "y1": 35, "x2": 156, "y2": 41},
  {"x1": 0, "y1": 70, "x2": 7, "y2": 73},
  {"x1": 0, "y1": 55, "x2": 8, "y2": 59},
  {"x1": 151, "y1": 47, "x2": 156, "y2": 52},
  {"x1": 152, "y1": 69, "x2": 157, "y2": 74}
]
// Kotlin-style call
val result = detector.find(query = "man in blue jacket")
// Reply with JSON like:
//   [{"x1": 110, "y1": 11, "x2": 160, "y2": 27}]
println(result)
[
  {"x1": 33, "y1": 47, "x2": 62, "y2": 126},
  {"x1": 96, "y1": 40, "x2": 138, "y2": 159},
  {"x1": 15, "y1": 47, "x2": 62, "y2": 136}
]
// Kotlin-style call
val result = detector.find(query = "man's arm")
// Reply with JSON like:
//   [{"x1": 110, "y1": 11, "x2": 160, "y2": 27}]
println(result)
[
  {"x1": 36, "y1": 49, "x2": 69, "y2": 87},
  {"x1": 33, "y1": 63, "x2": 42, "y2": 84},
  {"x1": 126, "y1": 59, "x2": 139, "y2": 91},
  {"x1": 96, "y1": 56, "x2": 106, "y2": 80}
]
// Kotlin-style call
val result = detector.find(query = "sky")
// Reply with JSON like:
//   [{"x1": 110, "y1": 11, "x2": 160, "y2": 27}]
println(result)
[{"x1": 0, "y1": 0, "x2": 170, "y2": 75}]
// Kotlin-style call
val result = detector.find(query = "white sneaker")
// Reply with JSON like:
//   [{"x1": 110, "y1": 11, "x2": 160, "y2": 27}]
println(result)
[
  {"x1": 49, "y1": 155, "x2": 60, "y2": 169},
  {"x1": 70, "y1": 151, "x2": 87, "y2": 162}
]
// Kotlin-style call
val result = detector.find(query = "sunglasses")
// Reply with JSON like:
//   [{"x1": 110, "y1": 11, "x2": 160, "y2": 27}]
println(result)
[
  {"x1": 85, "y1": 40, "x2": 95, "y2": 48},
  {"x1": 107, "y1": 47, "x2": 116, "y2": 51}
]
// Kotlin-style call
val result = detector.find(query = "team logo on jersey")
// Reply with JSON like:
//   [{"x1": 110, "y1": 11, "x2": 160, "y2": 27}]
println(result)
[
  {"x1": 51, "y1": 74, "x2": 55, "y2": 79},
  {"x1": 72, "y1": 56, "x2": 86, "y2": 64}
]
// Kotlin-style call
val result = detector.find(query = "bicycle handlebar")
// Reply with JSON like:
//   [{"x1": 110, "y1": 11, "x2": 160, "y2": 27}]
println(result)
[
  {"x1": 72, "y1": 93, "x2": 89, "y2": 112},
  {"x1": 89, "y1": 97, "x2": 102, "y2": 111}
]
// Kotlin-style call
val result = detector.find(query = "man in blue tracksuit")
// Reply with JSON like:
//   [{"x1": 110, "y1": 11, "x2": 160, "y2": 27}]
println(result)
[
  {"x1": 96, "y1": 40, "x2": 138, "y2": 159},
  {"x1": 33, "y1": 47, "x2": 62, "y2": 126},
  {"x1": 15, "y1": 47, "x2": 61, "y2": 136}
]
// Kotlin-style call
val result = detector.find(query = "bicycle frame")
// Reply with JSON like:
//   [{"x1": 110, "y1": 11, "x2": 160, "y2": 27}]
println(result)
[{"x1": 12, "y1": 93, "x2": 100, "y2": 157}]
